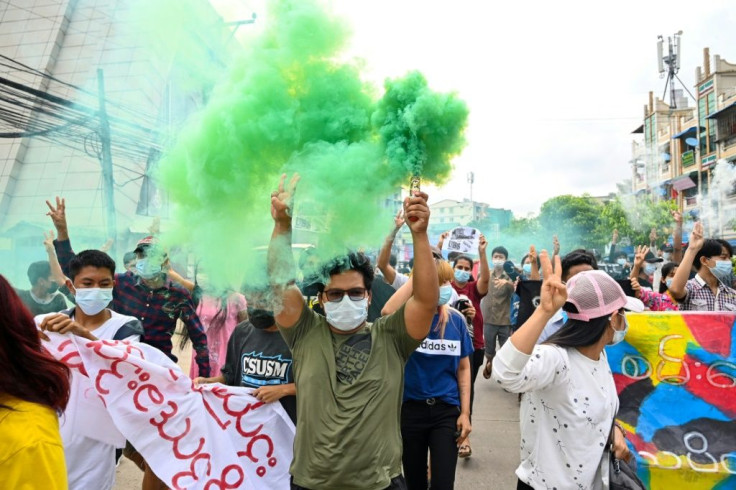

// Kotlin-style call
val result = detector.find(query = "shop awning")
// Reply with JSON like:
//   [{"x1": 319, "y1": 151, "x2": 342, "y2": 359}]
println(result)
[
  {"x1": 706, "y1": 102, "x2": 736, "y2": 119},
  {"x1": 671, "y1": 175, "x2": 697, "y2": 191},
  {"x1": 672, "y1": 126, "x2": 705, "y2": 139}
]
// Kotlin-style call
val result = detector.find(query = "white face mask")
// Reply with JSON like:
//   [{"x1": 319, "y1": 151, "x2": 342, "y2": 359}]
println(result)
[
  {"x1": 609, "y1": 313, "x2": 629, "y2": 345},
  {"x1": 492, "y1": 259, "x2": 504, "y2": 269},
  {"x1": 75, "y1": 287, "x2": 113, "y2": 316},
  {"x1": 617, "y1": 258, "x2": 627, "y2": 266},
  {"x1": 323, "y1": 296, "x2": 368, "y2": 332}
]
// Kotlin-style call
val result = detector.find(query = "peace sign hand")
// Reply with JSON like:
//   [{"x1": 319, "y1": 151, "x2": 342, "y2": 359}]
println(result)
[
  {"x1": 538, "y1": 251, "x2": 567, "y2": 316},
  {"x1": 271, "y1": 174, "x2": 300, "y2": 225}
]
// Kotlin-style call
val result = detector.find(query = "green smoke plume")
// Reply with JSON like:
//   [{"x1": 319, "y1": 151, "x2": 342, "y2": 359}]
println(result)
[{"x1": 154, "y1": 0, "x2": 468, "y2": 288}]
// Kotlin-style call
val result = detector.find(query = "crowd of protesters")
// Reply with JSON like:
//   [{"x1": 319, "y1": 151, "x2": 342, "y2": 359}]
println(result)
[{"x1": 1, "y1": 178, "x2": 735, "y2": 490}]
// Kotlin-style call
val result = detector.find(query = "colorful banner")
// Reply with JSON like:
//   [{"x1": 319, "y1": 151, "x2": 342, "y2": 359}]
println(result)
[
  {"x1": 45, "y1": 332, "x2": 295, "y2": 490},
  {"x1": 606, "y1": 312, "x2": 736, "y2": 489}
]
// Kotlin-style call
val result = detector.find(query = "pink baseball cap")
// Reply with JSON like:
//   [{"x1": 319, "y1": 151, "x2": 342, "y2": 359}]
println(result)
[{"x1": 565, "y1": 270, "x2": 644, "y2": 321}]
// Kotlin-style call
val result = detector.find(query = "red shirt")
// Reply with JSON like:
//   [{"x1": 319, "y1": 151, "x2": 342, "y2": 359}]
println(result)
[{"x1": 452, "y1": 279, "x2": 486, "y2": 350}]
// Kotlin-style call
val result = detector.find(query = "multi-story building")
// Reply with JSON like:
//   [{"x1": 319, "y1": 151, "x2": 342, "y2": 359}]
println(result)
[
  {"x1": 0, "y1": 0, "x2": 232, "y2": 282},
  {"x1": 630, "y1": 47, "x2": 736, "y2": 242}
]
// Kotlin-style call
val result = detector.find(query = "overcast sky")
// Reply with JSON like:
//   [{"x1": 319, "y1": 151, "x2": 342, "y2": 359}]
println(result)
[{"x1": 212, "y1": 0, "x2": 736, "y2": 216}]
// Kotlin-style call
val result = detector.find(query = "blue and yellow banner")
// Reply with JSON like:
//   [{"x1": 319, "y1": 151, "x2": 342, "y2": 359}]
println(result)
[{"x1": 606, "y1": 312, "x2": 736, "y2": 489}]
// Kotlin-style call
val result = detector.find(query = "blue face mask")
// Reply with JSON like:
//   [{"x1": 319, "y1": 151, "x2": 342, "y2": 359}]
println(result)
[
  {"x1": 644, "y1": 264, "x2": 657, "y2": 276},
  {"x1": 454, "y1": 269, "x2": 470, "y2": 283},
  {"x1": 136, "y1": 258, "x2": 161, "y2": 280},
  {"x1": 522, "y1": 263, "x2": 532, "y2": 275},
  {"x1": 438, "y1": 285, "x2": 453, "y2": 306},
  {"x1": 710, "y1": 260, "x2": 732, "y2": 283},
  {"x1": 665, "y1": 278, "x2": 673, "y2": 288}
]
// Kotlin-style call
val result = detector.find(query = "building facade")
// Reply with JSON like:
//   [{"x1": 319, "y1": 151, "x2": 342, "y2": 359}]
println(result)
[{"x1": 630, "y1": 47, "x2": 736, "y2": 242}]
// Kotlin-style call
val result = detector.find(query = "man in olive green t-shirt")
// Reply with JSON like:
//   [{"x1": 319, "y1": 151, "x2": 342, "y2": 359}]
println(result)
[{"x1": 268, "y1": 174, "x2": 438, "y2": 490}]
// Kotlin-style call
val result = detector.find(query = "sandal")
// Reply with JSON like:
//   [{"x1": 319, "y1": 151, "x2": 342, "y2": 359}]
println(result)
[
  {"x1": 482, "y1": 361, "x2": 492, "y2": 379},
  {"x1": 458, "y1": 443, "x2": 472, "y2": 459}
]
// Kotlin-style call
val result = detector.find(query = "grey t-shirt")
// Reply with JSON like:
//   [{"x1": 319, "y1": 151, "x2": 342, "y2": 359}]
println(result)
[
  {"x1": 221, "y1": 321, "x2": 296, "y2": 423},
  {"x1": 15, "y1": 289, "x2": 67, "y2": 317}
]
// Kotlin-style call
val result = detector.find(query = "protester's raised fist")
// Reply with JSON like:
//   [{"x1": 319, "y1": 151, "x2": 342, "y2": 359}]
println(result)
[
  {"x1": 403, "y1": 191, "x2": 430, "y2": 234},
  {"x1": 271, "y1": 174, "x2": 299, "y2": 225},
  {"x1": 478, "y1": 234, "x2": 488, "y2": 254},
  {"x1": 394, "y1": 209, "x2": 405, "y2": 230}
]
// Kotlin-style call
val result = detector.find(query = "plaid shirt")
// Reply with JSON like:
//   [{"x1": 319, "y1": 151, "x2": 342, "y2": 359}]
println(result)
[
  {"x1": 679, "y1": 274, "x2": 736, "y2": 312},
  {"x1": 55, "y1": 239, "x2": 211, "y2": 377}
]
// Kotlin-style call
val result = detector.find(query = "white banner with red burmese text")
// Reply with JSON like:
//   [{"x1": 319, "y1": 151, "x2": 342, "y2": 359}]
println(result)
[{"x1": 45, "y1": 332, "x2": 295, "y2": 490}]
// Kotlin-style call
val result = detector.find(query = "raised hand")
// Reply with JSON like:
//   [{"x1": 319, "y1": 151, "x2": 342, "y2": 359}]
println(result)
[
  {"x1": 270, "y1": 173, "x2": 300, "y2": 225},
  {"x1": 612, "y1": 229, "x2": 619, "y2": 245},
  {"x1": 538, "y1": 251, "x2": 567, "y2": 315},
  {"x1": 478, "y1": 234, "x2": 488, "y2": 255},
  {"x1": 649, "y1": 228, "x2": 658, "y2": 243},
  {"x1": 403, "y1": 191, "x2": 430, "y2": 234},
  {"x1": 45, "y1": 197, "x2": 67, "y2": 233},
  {"x1": 633, "y1": 245, "x2": 649, "y2": 268},
  {"x1": 552, "y1": 235, "x2": 560, "y2": 256},
  {"x1": 393, "y1": 209, "x2": 405, "y2": 230},
  {"x1": 689, "y1": 222, "x2": 704, "y2": 252},
  {"x1": 43, "y1": 230, "x2": 55, "y2": 251},
  {"x1": 529, "y1": 244, "x2": 537, "y2": 261},
  {"x1": 672, "y1": 210, "x2": 683, "y2": 225}
]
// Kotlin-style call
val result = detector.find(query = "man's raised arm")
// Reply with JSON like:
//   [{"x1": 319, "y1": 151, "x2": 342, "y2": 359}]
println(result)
[
  {"x1": 46, "y1": 197, "x2": 74, "y2": 277},
  {"x1": 403, "y1": 191, "x2": 438, "y2": 340},
  {"x1": 268, "y1": 174, "x2": 304, "y2": 329}
]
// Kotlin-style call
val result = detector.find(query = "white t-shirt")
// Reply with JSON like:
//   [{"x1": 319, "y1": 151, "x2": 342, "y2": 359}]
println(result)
[
  {"x1": 492, "y1": 341, "x2": 618, "y2": 490},
  {"x1": 36, "y1": 310, "x2": 141, "y2": 490}
]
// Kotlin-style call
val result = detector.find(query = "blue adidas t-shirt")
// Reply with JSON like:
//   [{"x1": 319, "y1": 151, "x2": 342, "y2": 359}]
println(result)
[{"x1": 403, "y1": 309, "x2": 474, "y2": 406}]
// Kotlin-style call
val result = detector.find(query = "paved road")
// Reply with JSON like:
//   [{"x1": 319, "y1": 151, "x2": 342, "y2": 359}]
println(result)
[{"x1": 114, "y1": 341, "x2": 522, "y2": 489}]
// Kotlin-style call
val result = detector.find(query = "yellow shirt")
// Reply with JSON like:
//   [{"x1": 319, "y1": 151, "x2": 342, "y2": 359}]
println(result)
[{"x1": 0, "y1": 395, "x2": 68, "y2": 489}]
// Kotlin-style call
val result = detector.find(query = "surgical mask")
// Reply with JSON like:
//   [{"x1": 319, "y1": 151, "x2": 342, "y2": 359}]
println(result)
[
  {"x1": 323, "y1": 296, "x2": 368, "y2": 332},
  {"x1": 663, "y1": 253, "x2": 672, "y2": 262},
  {"x1": 617, "y1": 258, "x2": 627, "y2": 266},
  {"x1": 610, "y1": 314, "x2": 628, "y2": 345},
  {"x1": 709, "y1": 260, "x2": 732, "y2": 283},
  {"x1": 454, "y1": 269, "x2": 470, "y2": 283},
  {"x1": 438, "y1": 285, "x2": 453, "y2": 306},
  {"x1": 665, "y1": 278, "x2": 673, "y2": 288},
  {"x1": 644, "y1": 264, "x2": 657, "y2": 276},
  {"x1": 136, "y1": 258, "x2": 161, "y2": 279},
  {"x1": 75, "y1": 288, "x2": 113, "y2": 316},
  {"x1": 247, "y1": 308, "x2": 275, "y2": 330},
  {"x1": 492, "y1": 259, "x2": 504, "y2": 269}
]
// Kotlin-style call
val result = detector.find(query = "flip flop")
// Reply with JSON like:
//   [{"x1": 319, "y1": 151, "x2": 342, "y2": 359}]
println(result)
[
  {"x1": 458, "y1": 444, "x2": 472, "y2": 459},
  {"x1": 482, "y1": 361, "x2": 492, "y2": 379}
]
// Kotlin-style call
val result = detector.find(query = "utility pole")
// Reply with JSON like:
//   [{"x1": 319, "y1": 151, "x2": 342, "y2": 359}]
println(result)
[
  {"x1": 97, "y1": 69, "x2": 117, "y2": 256},
  {"x1": 467, "y1": 171, "x2": 475, "y2": 222}
]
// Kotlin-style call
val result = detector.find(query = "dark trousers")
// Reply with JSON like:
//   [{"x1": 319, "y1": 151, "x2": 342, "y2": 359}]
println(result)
[
  {"x1": 469, "y1": 348, "x2": 484, "y2": 422},
  {"x1": 401, "y1": 399, "x2": 460, "y2": 490},
  {"x1": 291, "y1": 475, "x2": 407, "y2": 490}
]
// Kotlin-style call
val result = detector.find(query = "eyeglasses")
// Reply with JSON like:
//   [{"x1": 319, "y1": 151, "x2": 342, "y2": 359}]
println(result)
[{"x1": 323, "y1": 288, "x2": 367, "y2": 303}]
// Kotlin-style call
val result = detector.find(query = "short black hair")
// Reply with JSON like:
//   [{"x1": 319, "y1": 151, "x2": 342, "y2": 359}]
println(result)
[
  {"x1": 491, "y1": 246, "x2": 508, "y2": 259},
  {"x1": 660, "y1": 262, "x2": 678, "y2": 293},
  {"x1": 317, "y1": 252, "x2": 374, "y2": 293},
  {"x1": 453, "y1": 255, "x2": 473, "y2": 268},
  {"x1": 693, "y1": 239, "x2": 725, "y2": 271},
  {"x1": 389, "y1": 253, "x2": 398, "y2": 268},
  {"x1": 69, "y1": 250, "x2": 116, "y2": 280},
  {"x1": 27, "y1": 261, "x2": 51, "y2": 286},
  {"x1": 520, "y1": 253, "x2": 540, "y2": 268},
  {"x1": 561, "y1": 249, "x2": 598, "y2": 281},
  {"x1": 716, "y1": 239, "x2": 733, "y2": 257},
  {"x1": 123, "y1": 252, "x2": 137, "y2": 265},
  {"x1": 447, "y1": 251, "x2": 461, "y2": 263}
]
